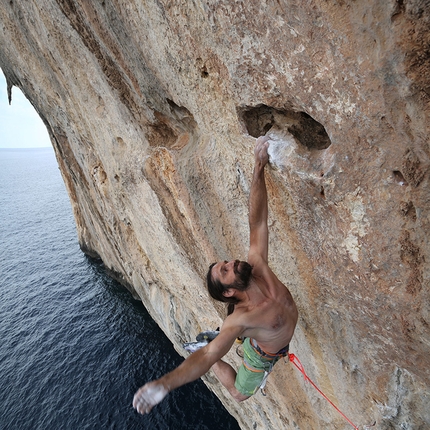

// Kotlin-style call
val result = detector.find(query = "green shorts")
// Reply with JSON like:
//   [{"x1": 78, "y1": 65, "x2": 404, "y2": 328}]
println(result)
[{"x1": 234, "y1": 338, "x2": 283, "y2": 396}]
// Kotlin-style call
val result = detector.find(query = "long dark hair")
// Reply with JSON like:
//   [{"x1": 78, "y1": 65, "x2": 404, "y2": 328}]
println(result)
[
  {"x1": 206, "y1": 261, "x2": 253, "y2": 305},
  {"x1": 206, "y1": 263, "x2": 240, "y2": 305}
]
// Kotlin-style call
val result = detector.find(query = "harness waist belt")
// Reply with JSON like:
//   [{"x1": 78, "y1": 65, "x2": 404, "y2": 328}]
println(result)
[{"x1": 250, "y1": 338, "x2": 289, "y2": 359}]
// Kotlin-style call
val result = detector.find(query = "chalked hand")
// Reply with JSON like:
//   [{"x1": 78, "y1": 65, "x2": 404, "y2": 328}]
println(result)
[
  {"x1": 254, "y1": 136, "x2": 270, "y2": 166},
  {"x1": 133, "y1": 381, "x2": 169, "y2": 414}
]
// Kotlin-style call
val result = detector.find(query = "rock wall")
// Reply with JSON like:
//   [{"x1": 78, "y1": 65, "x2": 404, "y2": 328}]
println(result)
[{"x1": 1, "y1": 1, "x2": 429, "y2": 428}]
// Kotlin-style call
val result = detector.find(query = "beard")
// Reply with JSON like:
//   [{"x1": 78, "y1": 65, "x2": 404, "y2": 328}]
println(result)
[{"x1": 233, "y1": 260, "x2": 253, "y2": 290}]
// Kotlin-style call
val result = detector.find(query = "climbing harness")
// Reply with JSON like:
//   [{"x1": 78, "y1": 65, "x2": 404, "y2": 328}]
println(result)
[
  {"x1": 251, "y1": 338, "x2": 290, "y2": 359},
  {"x1": 288, "y1": 353, "x2": 376, "y2": 430}
]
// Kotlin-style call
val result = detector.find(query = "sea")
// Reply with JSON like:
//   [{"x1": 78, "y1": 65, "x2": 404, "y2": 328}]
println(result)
[{"x1": 0, "y1": 147, "x2": 240, "y2": 430}]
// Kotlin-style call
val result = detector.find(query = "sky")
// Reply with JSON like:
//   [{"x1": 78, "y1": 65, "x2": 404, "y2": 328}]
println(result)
[{"x1": 0, "y1": 69, "x2": 51, "y2": 148}]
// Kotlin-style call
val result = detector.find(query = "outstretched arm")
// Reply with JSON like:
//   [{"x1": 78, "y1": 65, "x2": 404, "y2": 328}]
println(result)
[
  {"x1": 132, "y1": 326, "x2": 240, "y2": 414},
  {"x1": 248, "y1": 136, "x2": 270, "y2": 264}
]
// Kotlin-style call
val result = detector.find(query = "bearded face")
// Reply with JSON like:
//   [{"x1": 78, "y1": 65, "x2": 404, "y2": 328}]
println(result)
[{"x1": 233, "y1": 260, "x2": 253, "y2": 290}]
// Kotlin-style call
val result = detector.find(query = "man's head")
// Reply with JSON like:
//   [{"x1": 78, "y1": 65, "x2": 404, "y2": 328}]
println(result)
[{"x1": 206, "y1": 260, "x2": 253, "y2": 304}]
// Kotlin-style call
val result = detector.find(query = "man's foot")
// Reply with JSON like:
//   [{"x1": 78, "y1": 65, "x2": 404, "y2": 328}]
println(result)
[
  {"x1": 196, "y1": 329, "x2": 220, "y2": 342},
  {"x1": 183, "y1": 341, "x2": 209, "y2": 353},
  {"x1": 183, "y1": 329, "x2": 220, "y2": 353}
]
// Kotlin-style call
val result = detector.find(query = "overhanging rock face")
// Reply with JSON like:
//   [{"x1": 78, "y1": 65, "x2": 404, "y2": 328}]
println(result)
[{"x1": 1, "y1": 1, "x2": 429, "y2": 428}]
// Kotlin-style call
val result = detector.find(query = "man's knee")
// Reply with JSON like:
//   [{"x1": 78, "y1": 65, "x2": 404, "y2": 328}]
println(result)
[{"x1": 231, "y1": 388, "x2": 250, "y2": 403}]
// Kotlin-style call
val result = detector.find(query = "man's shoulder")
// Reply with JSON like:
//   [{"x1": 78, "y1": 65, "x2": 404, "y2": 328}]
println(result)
[{"x1": 218, "y1": 313, "x2": 246, "y2": 342}]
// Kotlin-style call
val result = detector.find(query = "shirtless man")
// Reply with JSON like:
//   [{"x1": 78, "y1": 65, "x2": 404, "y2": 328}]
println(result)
[{"x1": 133, "y1": 136, "x2": 298, "y2": 414}]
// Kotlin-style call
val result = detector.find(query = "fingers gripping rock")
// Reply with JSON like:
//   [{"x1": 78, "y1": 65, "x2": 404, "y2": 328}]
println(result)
[
  {"x1": 133, "y1": 382, "x2": 169, "y2": 414},
  {"x1": 255, "y1": 136, "x2": 270, "y2": 166}
]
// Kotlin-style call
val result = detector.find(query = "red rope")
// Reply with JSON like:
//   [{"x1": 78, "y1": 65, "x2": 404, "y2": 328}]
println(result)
[{"x1": 288, "y1": 353, "x2": 359, "y2": 430}]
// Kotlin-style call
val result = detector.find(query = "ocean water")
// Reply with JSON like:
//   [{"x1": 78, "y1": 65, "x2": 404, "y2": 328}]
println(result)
[{"x1": 0, "y1": 148, "x2": 239, "y2": 430}]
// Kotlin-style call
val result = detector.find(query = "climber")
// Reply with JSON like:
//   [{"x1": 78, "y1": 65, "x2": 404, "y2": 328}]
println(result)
[{"x1": 133, "y1": 136, "x2": 298, "y2": 414}]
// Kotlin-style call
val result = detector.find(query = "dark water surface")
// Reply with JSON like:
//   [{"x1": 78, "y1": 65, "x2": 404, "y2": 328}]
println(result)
[{"x1": 0, "y1": 148, "x2": 239, "y2": 430}]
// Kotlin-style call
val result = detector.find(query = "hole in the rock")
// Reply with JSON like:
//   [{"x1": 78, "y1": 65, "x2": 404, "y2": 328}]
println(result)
[
  {"x1": 237, "y1": 104, "x2": 331, "y2": 150},
  {"x1": 393, "y1": 170, "x2": 408, "y2": 186},
  {"x1": 148, "y1": 111, "x2": 178, "y2": 147},
  {"x1": 288, "y1": 112, "x2": 331, "y2": 150},
  {"x1": 166, "y1": 98, "x2": 195, "y2": 123},
  {"x1": 146, "y1": 99, "x2": 198, "y2": 150},
  {"x1": 201, "y1": 65, "x2": 209, "y2": 78},
  {"x1": 239, "y1": 105, "x2": 275, "y2": 138},
  {"x1": 165, "y1": 98, "x2": 198, "y2": 134}
]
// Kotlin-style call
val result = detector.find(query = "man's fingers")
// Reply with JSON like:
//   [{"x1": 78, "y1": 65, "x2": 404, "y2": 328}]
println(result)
[
  {"x1": 255, "y1": 136, "x2": 270, "y2": 153},
  {"x1": 254, "y1": 136, "x2": 270, "y2": 165},
  {"x1": 133, "y1": 386, "x2": 152, "y2": 414},
  {"x1": 132, "y1": 382, "x2": 169, "y2": 415},
  {"x1": 134, "y1": 394, "x2": 153, "y2": 414},
  {"x1": 134, "y1": 393, "x2": 153, "y2": 414},
  {"x1": 256, "y1": 135, "x2": 270, "y2": 145}
]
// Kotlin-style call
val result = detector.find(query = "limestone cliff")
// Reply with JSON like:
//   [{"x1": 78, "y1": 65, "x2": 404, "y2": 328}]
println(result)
[{"x1": 1, "y1": 1, "x2": 429, "y2": 428}]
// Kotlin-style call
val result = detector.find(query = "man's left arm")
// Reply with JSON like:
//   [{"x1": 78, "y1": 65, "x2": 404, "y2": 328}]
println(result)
[{"x1": 248, "y1": 136, "x2": 270, "y2": 265}]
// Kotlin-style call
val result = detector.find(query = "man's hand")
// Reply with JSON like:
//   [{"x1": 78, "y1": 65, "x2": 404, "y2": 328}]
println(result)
[
  {"x1": 132, "y1": 381, "x2": 169, "y2": 414},
  {"x1": 254, "y1": 136, "x2": 270, "y2": 167}
]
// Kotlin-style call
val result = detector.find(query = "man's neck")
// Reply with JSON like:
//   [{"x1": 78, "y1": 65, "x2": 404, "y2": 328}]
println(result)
[{"x1": 233, "y1": 279, "x2": 262, "y2": 307}]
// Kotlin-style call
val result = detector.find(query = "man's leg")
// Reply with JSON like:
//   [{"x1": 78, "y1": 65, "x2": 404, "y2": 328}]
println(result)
[{"x1": 211, "y1": 360, "x2": 250, "y2": 402}]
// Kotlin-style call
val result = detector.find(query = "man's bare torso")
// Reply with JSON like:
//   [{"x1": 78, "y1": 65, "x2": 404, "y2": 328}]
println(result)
[{"x1": 225, "y1": 265, "x2": 298, "y2": 354}]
